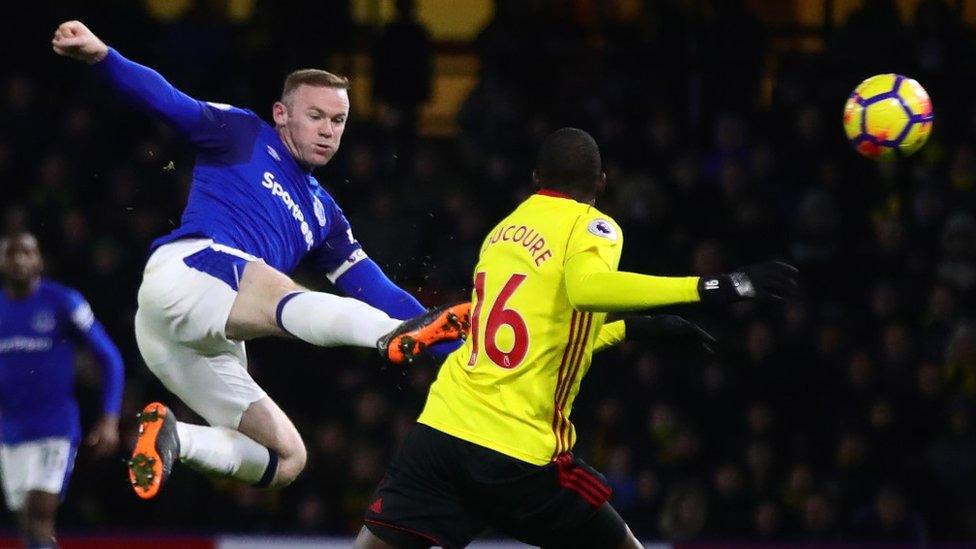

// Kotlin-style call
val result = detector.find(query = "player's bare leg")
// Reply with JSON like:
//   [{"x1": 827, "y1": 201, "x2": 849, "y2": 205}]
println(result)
[
  {"x1": 226, "y1": 261, "x2": 402, "y2": 344},
  {"x1": 20, "y1": 490, "x2": 58, "y2": 548},
  {"x1": 236, "y1": 397, "x2": 306, "y2": 486},
  {"x1": 224, "y1": 261, "x2": 307, "y2": 340}
]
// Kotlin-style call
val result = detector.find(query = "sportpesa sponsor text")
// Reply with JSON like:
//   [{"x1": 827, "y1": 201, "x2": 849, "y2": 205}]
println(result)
[{"x1": 261, "y1": 171, "x2": 314, "y2": 250}]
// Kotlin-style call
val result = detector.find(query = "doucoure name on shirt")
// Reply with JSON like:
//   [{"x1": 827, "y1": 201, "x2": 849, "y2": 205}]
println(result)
[{"x1": 486, "y1": 224, "x2": 553, "y2": 266}]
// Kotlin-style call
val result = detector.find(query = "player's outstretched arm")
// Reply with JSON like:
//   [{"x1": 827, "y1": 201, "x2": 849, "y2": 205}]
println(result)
[
  {"x1": 52, "y1": 20, "x2": 231, "y2": 148},
  {"x1": 565, "y1": 251, "x2": 799, "y2": 312},
  {"x1": 564, "y1": 251, "x2": 700, "y2": 312}
]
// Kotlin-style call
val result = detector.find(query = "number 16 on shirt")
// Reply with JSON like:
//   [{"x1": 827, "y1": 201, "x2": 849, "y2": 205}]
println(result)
[{"x1": 468, "y1": 272, "x2": 529, "y2": 369}]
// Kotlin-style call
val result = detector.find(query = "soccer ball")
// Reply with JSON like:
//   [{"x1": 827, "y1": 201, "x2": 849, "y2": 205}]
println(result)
[{"x1": 843, "y1": 74, "x2": 934, "y2": 160}]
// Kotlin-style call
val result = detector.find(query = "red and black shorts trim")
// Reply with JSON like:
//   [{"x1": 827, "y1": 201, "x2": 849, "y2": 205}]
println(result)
[{"x1": 363, "y1": 424, "x2": 626, "y2": 549}]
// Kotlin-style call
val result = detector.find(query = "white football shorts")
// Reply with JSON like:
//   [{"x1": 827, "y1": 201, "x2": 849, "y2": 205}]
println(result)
[
  {"x1": 0, "y1": 437, "x2": 76, "y2": 510},
  {"x1": 134, "y1": 238, "x2": 268, "y2": 429}
]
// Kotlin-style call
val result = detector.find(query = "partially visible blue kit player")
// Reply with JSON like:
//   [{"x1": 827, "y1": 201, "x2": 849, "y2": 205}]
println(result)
[{"x1": 0, "y1": 232, "x2": 123, "y2": 549}]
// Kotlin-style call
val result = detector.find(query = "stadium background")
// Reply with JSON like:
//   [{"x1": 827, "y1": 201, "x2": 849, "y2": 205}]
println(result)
[{"x1": 3, "y1": 0, "x2": 976, "y2": 545}]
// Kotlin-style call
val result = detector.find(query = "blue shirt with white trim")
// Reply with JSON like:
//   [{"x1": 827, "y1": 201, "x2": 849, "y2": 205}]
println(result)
[
  {"x1": 0, "y1": 280, "x2": 124, "y2": 444},
  {"x1": 95, "y1": 48, "x2": 463, "y2": 358},
  {"x1": 96, "y1": 48, "x2": 361, "y2": 277}
]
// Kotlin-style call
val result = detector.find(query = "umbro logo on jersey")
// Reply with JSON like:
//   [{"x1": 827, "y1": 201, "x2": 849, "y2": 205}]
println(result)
[
  {"x1": 587, "y1": 219, "x2": 617, "y2": 241},
  {"x1": 266, "y1": 146, "x2": 281, "y2": 161}
]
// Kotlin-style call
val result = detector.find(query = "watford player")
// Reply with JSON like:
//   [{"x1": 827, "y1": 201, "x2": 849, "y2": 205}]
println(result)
[{"x1": 356, "y1": 128, "x2": 799, "y2": 549}]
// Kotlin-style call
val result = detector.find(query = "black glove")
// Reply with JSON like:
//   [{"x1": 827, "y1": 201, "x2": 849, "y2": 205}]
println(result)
[
  {"x1": 624, "y1": 315, "x2": 717, "y2": 352},
  {"x1": 697, "y1": 261, "x2": 799, "y2": 304}
]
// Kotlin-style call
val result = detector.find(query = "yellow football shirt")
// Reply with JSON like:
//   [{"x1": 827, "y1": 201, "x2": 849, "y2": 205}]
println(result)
[{"x1": 418, "y1": 191, "x2": 625, "y2": 465}]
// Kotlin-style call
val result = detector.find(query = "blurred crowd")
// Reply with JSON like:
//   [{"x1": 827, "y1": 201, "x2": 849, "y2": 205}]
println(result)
[{"x1": 2, "y1": 0, "x2": 976, "y2": 543}]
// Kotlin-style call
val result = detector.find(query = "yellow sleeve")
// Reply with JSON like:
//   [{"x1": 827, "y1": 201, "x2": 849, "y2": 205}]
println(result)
[
  {"x1": 565, "y1": 212, "x2": 624, "y2": 270},
  {"x1": 564, "y1": 250, "x2": 701, "y2": 312},
  {"x1": 593, "y1": 320, "x2": 626, "y2": 352}
]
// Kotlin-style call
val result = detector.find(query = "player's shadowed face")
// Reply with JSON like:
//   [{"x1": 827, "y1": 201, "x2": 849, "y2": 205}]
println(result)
[
  {"x1": 273, "y1": 85, "x2": 349, "y2": 169},
  {"x1": 1, "y1": 234, "x2": 42, "y2": 284}
]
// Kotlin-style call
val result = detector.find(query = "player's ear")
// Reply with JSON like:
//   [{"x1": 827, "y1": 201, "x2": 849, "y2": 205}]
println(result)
[
  {"x1": 272, "y1": 101, "x2": 289, "y2": 126},
  {"x1": 531, "y1": 169, "x2": 541, "y2": 189},
  {"x1": 595, "y1": 172, "x2": 607, "y2": 199}
]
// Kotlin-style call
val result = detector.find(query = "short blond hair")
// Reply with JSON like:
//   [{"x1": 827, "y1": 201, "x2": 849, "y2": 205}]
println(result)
[{"x1": 281, "y1": 69, "x2": 350, "y2": 103}]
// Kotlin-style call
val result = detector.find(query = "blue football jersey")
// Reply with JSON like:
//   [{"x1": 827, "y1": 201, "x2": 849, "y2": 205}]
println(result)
[
  {"x1": 0, "y1": 281, "x2": 123, "y2": 444},
  {"x1": 93, "y1": 47, "x2": 465, "y2": 357},
  {"x1": 98, "y1": 49, "x2": 363, "y2": 277}
]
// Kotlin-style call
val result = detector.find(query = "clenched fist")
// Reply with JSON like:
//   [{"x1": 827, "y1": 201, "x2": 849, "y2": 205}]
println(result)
[{"x1": 52, "y1": 20, "x2": 108, "y2": 64}]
